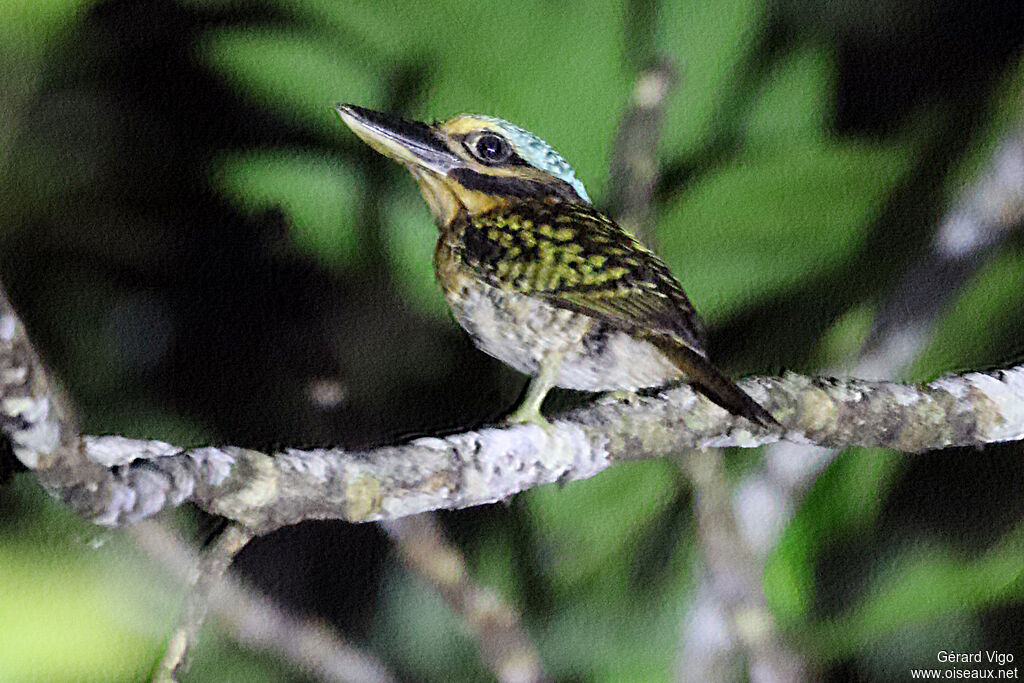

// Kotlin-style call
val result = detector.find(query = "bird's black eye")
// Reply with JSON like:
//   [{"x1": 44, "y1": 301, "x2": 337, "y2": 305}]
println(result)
[{"x1": 472, "y1": 133, "x2": 512, "y2": 164}]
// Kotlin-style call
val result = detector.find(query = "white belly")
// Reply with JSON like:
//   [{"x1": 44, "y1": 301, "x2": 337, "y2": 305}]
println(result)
[{"x1": 444, "y1": 279, "x2": 684, "y2": 392}]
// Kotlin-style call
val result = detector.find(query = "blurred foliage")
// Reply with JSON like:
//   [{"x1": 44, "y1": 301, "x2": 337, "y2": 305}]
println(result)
[
  {"x1": 1, "y1": 0, "x2": 1023, "y2": 681},
  {"x1": 0, "y1": 478, "x2": 310, "y2": 683},
  {"x1": 212, "y1": 150, "x2": 361, "y2": 265}
]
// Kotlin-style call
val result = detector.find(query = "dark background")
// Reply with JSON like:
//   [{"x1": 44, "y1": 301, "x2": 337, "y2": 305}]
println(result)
[{"x1": 1, "y1": 0, "x2": 1023, "y2": 679}]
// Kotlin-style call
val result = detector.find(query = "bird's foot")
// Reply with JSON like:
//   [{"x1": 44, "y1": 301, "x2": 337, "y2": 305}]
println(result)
[
  {"x1": 504, "y1": 402, "x2": 552, "y2": 429},
  {"x1": 503, "y1": 402, "x2": 572, "y2": 473}
]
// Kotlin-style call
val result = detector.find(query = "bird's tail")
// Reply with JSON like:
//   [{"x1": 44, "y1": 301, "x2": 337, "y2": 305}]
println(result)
[{"x1": 654, "y1": 339, "x2": 781, "y2": 430}]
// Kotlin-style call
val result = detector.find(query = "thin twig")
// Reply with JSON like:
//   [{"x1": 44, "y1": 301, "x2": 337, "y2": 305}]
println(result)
[
  {"x1": 740, "y1": 127, "x2": 1024, "y2": 561},
  {"x1": 152, "y1": 522, "x2": 254, "y2": 682},
  {"x1": 605, "y1": 50, "x2": 806, "y2": 682},
  {"x1": 860, "y1": 130, "x2": 1024, "y2": 377},
  {"x1": 684, "y1": 127, "x2": 1024, "y2": 681},
  {"x1": 678, "y1": 451, "x2": 804, "y2": 683},
  {"x1": 382, "y1": 514, "x2": 546, "y2": 683},
  {"x1": 608, "y1": 58, "x2": 679, "y2": 248},
  {"x1": 132, "y1": 521, "x2": 396, "y2": 683}
]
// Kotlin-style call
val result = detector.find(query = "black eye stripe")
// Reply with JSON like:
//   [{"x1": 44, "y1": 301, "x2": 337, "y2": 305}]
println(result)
[{"x1": 450, "y1": 168, "x2": 583, "y2": 202}]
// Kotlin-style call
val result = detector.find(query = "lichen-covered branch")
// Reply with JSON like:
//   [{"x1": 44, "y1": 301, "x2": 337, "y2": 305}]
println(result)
[
  {"x1": 0, "y1": 288, "x2": 114, "y2": 511},
  {"x1": 3, "y1": 277, "x2": 1024, "y2": 532},
  {"x1": 732, "y1": 126, "x2": 1024, "y2": 560}
]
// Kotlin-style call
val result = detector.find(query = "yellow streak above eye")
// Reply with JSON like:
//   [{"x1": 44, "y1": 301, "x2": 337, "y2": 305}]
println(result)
[{"x1": 440, "y1": 115, "x2": 505, "y2": 136}]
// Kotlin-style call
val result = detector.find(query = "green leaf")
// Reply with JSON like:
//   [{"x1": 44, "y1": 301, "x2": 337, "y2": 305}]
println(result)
[
  {"x1": 384, "y1": 189, "x2": 450, "y2": 319},
  {"x1": 911, "y1": 252, "x2": 1024, "y2": 380},
  {"x1": 211, "y1": 150, "x2": 359, "y2": 266},
  {"x1": 746, "y1": 45, "x2": 833, "y2": 145},
  {"x1": 0, "y1": 0, "x2": 87, "y2": 56},
  {"x1": 658, "y1": 0, "x2": 767, "y2": 154},
  {"x1": 540, "y1": 587, "x2": 688, "y2": 681},
  {"x1": 809, "y1": 303, "x2": 875, "y2": 367},
  {"x1": 0, "y1": 482, "x2": 172, "y2": 682},
  {"x1": 371, "y1": 566, "x2": 487, "y2": 682},
  {"x1": 0, "y1": 550, "x2": 158, "y2": 681},
  {"x1": 306, "y1": 0, "x2": 631, "y2": 201},
  {"x1": 658, "y1": 140, "x2": 912, "y2": 319},
  {"x1": 527, "y1": 460, "x2": 679, "y2": 592},
  {"x1": 764, "y1": 448, "x2": 902, "y2": 624},
  {"x1": 199, "y1": 27, "x2": 381, "y2": 134},
  {"x1": 806, "y1": 521, "x2": 1024, "y2": 659}
]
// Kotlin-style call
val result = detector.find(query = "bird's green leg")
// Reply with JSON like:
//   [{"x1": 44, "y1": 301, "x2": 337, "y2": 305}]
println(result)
[
  {"x1": 506, "y1": 353, "x2": 562, "y2": 427},
  {"x1": 507, "y1": 320, "x2": 590, "y2": 427}
]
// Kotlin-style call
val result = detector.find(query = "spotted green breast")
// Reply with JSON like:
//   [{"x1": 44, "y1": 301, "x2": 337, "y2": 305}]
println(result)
[{"x1": 455, "y1": 199, "x2": 707, "y2": 354}]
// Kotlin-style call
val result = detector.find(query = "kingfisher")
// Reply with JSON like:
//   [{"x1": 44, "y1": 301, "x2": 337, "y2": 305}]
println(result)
[{"x1": 335, "y1": 104, "x2": 778, "y2": 429}]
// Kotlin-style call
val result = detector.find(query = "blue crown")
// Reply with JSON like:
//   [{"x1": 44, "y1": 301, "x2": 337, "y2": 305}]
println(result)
[{"x1": 469, "y1": 115, "x2": 591, "y2": 203}]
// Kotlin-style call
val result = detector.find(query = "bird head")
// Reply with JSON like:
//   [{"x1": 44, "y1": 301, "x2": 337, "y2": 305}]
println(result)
[{"x1": 335, "y1": 104, "x2": 590, "y2": 226}]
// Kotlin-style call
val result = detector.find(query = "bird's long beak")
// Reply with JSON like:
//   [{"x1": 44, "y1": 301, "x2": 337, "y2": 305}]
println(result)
[{"x1": 334, "y1": 104, "x2": 458, "y2": 175}]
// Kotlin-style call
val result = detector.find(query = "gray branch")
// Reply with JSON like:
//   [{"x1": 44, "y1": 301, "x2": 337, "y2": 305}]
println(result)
[
  {"x1": 3, "y1": 286, "x2": 1024, "y2": 533},
  {"x1": 861, "y1": 130, "x2": 1024, "y2": 376},
  {"x1": 678, "y1": 450, "x2": 805, "y2": 683},
  {"x1": 153, "y1": 522, "x2": 255, "y2": 682}
]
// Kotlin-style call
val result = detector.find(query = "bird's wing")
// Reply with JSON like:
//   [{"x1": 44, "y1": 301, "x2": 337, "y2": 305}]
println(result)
[
  {"x1": 460, "y1": 201, "x2": 781, "y2": 429},
  {"x1": 460, "y1": 201, "x2": 707, "y2": 353}
]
